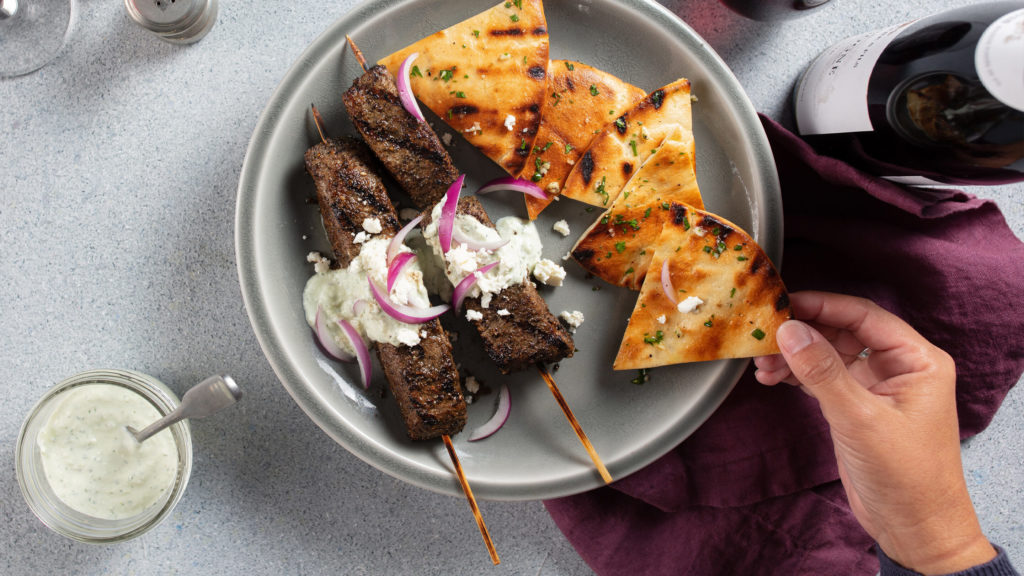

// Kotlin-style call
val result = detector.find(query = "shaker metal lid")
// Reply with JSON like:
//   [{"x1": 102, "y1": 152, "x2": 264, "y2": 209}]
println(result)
[{"x1": 125, "y1": 0, "x2": 218, "y2": 44}]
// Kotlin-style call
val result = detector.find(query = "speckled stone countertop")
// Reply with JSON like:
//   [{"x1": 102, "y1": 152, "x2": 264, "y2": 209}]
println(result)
[{"x1": 2, "y1": 0, "x2": 1020, "y2": 574}]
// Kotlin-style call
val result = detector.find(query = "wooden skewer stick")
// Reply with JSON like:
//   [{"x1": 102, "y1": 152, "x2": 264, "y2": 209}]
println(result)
[
  {"x1": 346, "y1": 35, "x2": 369, "y2": 71},
  {"x1": 443, "y1": 434, "x2": 500, "y2": 565},
  {"x1": 310, "y1": 99, "x2": 499, "y2": 565},
  {"x1": 536, "y1": 363, "x2": 613, "y2": 484},
  {"x1": 310, "y1": 104, "x2": 329, "y2": 145}
]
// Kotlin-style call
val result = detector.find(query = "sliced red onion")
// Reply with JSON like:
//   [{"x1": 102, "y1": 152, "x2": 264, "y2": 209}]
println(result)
[
  {"x1": 352, "y1": 299, "x2": 367, "y2": 316},
  {"x1": 439, "y1": 174, "x2": 465, "y2": 254},
  {"x1": 661, "y1": 259, "x2": 677, "y2": 305},
  {"x1": 452, "y1": 262, "x2": 498, "y2": 311},
  {"x1": 336, "y1": 319, "x2": 372, "y2": 389},
  {"x1": 452, "y1": 227, "x2": 508, "y2": 252},
  {"x1": 368, "y1": 277, "x2": 449, "y2": 323},
  {"x1": 387, "y1": 214, "x2": 423, "y2": 266},
  {"x1": 475, "y1": 177, "x2": 547, "y2": 200},
  {"x1": 397, "y1": 53, "x2": 426, "y2": 123},
  {"x1": 387, "y1": 252, "x2": 417, "y2": 292},
  {"x1": 468, "y1": 383, "x2": 511, "y2": 442},
  {"x1": 315, "y1": 306, "x2": 355, "y2": 363}
]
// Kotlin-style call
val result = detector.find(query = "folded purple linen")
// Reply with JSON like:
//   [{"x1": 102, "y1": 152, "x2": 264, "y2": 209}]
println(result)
[{"x1": 544, "y1": 114, "x2": 1024, "y2": 575}]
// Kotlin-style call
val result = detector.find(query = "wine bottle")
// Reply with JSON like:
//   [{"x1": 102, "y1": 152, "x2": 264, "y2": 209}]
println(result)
[
  {"x1": 718, "y1": 0, "x2": 832, "y2": 22},
  {"x1": 794, "y1": 2, "x2": 1024, "y2": 185}
]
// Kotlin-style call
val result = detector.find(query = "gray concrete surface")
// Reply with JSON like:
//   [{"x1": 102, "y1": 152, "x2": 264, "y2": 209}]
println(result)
[{"x1": 2, "y1": 0, "x2": 1020, "y2": 574}]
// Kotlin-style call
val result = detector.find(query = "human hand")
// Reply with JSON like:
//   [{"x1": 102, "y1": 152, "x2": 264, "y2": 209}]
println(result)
[{"x1": 753, "y1": 291, "x2": 995, "y2": 575}]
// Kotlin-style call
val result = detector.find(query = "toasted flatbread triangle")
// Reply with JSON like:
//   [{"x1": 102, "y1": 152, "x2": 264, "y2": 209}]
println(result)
[
  {"x1": 614, "y1": 204, "x2": 792, "y2": 369},
  {"x1": 560, "y1": 78, "x2": 693, "y2": 208},
  {"x1": 520, "y1": 60, "x2": 647, "y2": 220},
  {"x1": 571, "y1": 127, "x2": 705, "y2": 290},
  {"x1": 378, "y1": 0, "x2": 549, "y2": 176}
]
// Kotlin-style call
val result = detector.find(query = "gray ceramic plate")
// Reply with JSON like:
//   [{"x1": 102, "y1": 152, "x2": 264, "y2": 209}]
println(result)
[{"x1": 236, "y1": 0, "x2": 781, "y2": 501}]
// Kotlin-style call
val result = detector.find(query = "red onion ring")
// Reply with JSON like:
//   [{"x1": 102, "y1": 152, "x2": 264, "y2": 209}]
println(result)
[
  {"x1": 452, "y1": 262, "x2": 498, "y2": 311},
  {"x1": 352, "y1": 299, "x2": 367, "y2": 316},
  {"x1": 661, "y1": 259, "x2": 677, "y2": 305},
  {"x1": 315, "y1": 306, "x2": 355, "y2": 363},
  {"x1": 397, "y1": 52, "x2": 426, "y2": 123},
  {"x1": 475, "y1": 177, "x2": 547, "y2": 200},
  {"x1": 439, "y1": 174, "x2": 465, "y2": 254},
  {"x1": 387, "y1": 214, "x2": 423, "y2": 266},
  {"x1": 336, "y1": 318, "x2": 372, "y2": 389},
  {"x1": 452, "y1": 227, "x2": 508, "y2": 252},
  {"x1": 468, "y1": 383, "x2": 511, "y2": 442},
  {"x1": 368, "y1": 277, "x2": 449, "y2": 323},
  {"x1": 387, "y1": 252, "x2": 417, "y2": 293}
]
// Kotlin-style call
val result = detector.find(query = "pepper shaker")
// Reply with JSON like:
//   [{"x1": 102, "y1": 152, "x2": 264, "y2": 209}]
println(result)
[{"x1": 124, "y1": 0, "x2": 217, "y2": 44}]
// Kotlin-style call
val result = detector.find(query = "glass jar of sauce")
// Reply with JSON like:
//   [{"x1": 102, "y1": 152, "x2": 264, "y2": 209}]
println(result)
[{"x1": 16, "y1": 369, "x2": 193, "y2": 543}]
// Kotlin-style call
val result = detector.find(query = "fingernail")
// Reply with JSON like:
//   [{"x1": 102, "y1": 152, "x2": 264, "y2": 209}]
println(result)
[{"x1": 777, "y1": 321, "x2": 814, "y2": 355}]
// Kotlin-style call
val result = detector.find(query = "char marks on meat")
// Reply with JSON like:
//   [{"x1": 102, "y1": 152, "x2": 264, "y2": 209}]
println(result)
[
  {"x1": 343, "y1": 65, "x2": 460, "y2": 209},
  {"x1": 305, "y1": 137, "x2": 466, "y2": 440}
]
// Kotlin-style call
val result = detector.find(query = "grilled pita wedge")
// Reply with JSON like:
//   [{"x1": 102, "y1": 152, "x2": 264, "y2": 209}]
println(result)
[
  {"x1": 571, "y1": 126, "x2": 704, "y2": 290},
  {"x1": 520, "y1": 60, "x2": 647, "y2": 220},
  {"x1": 378, "y1": 0, "x2": 549, "y2": 176},
  {"x1": 560, "y1": 78, "x2": 693, "y2": 208},
  {"x1": 614, "y1": 204, "x2": 791, "y2": 369}
]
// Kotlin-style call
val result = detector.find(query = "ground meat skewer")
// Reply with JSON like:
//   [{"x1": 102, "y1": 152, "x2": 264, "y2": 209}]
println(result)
[
  {"x1": 304, "y1": 136, "x2": 466, "y2": 441},
  {"x1": 341, "y1": 60, "x2": 575, "y2": 373},
  {"x1": 305, "y1": 109, "x2": 499, "y2": 564}
]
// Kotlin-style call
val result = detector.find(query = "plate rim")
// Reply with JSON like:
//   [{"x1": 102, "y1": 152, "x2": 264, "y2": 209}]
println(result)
[{"x1": 235, "y1": 0, "x2": 782, "y2": 501}]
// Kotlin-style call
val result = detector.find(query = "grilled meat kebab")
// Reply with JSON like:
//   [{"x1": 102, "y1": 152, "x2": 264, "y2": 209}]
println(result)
[
  {"x1": 305, "y1": 137, "x2": 467, "y2": 440},
  {"x1": 342, "y1": 66, "x2": 575, "y2": 374}
]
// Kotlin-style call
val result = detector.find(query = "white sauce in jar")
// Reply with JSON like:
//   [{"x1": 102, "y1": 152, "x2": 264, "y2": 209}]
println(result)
[{"x1": 37, "y1": 384, "x2": 179, "y2": 520}]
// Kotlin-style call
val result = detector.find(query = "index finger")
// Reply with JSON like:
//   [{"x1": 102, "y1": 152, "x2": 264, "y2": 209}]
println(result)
[{"x1": 788, "y1": 291, "x2": 928, "y2": 354}]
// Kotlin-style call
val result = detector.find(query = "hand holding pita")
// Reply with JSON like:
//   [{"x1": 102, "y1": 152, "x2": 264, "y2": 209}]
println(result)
[{"x1": 753, "y1": 291, "x2": 995, "y2": 574}]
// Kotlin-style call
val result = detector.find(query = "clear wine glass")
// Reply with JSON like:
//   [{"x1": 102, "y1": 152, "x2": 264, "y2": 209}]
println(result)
[{"x1": 0, "y1": 0, "x2": 75, "y2": 78}]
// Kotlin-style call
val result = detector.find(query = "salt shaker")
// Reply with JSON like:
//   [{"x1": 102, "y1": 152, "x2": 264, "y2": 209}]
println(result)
[{"x1": 124, "y1": 0, "x2": 217, "y2": 44}]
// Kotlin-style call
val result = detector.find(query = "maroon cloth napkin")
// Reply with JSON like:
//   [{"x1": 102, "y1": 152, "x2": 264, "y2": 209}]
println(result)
[{"x1": 544, "y1": 115, "x2": 1024, "y2": 575}]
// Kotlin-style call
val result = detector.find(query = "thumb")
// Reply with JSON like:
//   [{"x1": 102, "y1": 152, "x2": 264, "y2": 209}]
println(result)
[{"x1": 776, "y1": 320, "x2": 866, "y2": 412}]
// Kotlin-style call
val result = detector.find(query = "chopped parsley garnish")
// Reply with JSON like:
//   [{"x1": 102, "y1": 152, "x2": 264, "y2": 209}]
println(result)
[
  {"x1": 606, "y1": 251, "x2": 613, "y2": 259},
  {"x1": 447, "y1": 109, "x2": 453, "y2": 119},
  {"x1": 410, "y1": 65, "x2": 423, "y2": 78},
  {"x1": 614, "y1": 117, "x2": 626, "y2": 131},
  {"x1": 661, "y1": 202, "x2": 670, "y2": 210},
  {"x1": 737, "y1": 256, "x2": 748, "y2": 261},
  {"x1": 682, "y1": 218, "x2": 690, "y2": 231},
  {"x1": 595, "y1": 176, "x2": 609, "y2": 205},
  {"x1": 643, "y1": 331, "x2": 664, "y2": 345},
  {"x1": 510, "y1": 14, "x2": 520, "y2": 22},
  {"x1": 624, "y1": 267, "x2": 635, "y2": 276},
  {"x1": 703, "y1": 245, "x2": 712, "y2": 253},
  {"x1": 629, "y1": 139, "x2": 638, "y2": 156},
  {"x1": 473, "y1": 29, "x2": 480, "y2": 37},
  {"x1": 519, "y1": 138, "x2": 528, "y2": 151},
  {"x1": 504, "y1": 1, "x2": 511, "y2": 6},
  {"x1": 734, "y1": 244, "x2": 743, "y2": 251},
  {"x1": 644, "y1": 207, "x2": 652, "y2": 218},
  {"x1": 600, "y1": 214, "x2": 610, "y2": 224},
  {"x1": 589, "y1": 84, "x2": 599, "y2": 96},
  {"x1": 565, "y1": 61, "x2": 574, "y2": 71},
  {"x1": 565, "y1": 143, "x2": 574, "y2": 153},
  {"x1": 631, "y1": 368, "x2": 649, "y2": 385},
  {"x1": 711, "y1": 227, "x2": 721, "y2": 236},
  {"x1": 751, "y1": 328, "x2": 766, "y2": 340},
  {"x1": 615, "y1": 241, "x2": 627, "y2": 253},
  {"x1": 585, "y1": 206, "x2": 594, "y2": 212},
  {"x1": 438, "y1": 69, "x2": 454, "y2": 82},
  {"x1": 704, "y1": 318, "x2": 714, "y2": 328},
  {"x1": 514, "y1": 0, "x2": 523, "y2": 8},
  {"x1": 730, "y1": 287, "x2": 736, "y2": 298},
  {"x1": 541, "y1": 141, "x2": 553, "y2": 152},
  {"x1": 454, "y1": 91, "x2": 466, "y2": 98}
]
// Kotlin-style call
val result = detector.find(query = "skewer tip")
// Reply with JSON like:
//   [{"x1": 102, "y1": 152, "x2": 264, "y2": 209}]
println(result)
[
  {"x1": 536, "y1": 364, "x2": 613, "y2": 484},
  {"x1": 346, "y1": 34, "x2": 369, "y2": 72},
  {"x1": 442, "y1": 434, "x2": 500, "y2": 565}
]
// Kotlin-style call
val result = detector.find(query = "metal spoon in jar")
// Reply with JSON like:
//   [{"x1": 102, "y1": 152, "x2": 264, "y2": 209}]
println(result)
[{"x1": 128, "y1": 375, "x2": 243, "y2": 443}]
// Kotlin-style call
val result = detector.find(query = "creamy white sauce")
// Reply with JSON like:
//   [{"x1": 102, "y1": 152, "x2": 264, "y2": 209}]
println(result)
[
  {"x1": 422, "y1": 199, "x2": 547, "y2": 308},
  {"x1": 303, "y1": 237, "x2": 432, "y2": 353},
  {"x1": 37, "y1": 384, "x2": 179, "y2": 520}
]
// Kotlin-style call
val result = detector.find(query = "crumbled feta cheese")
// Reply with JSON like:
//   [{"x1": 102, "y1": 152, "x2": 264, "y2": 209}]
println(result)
[
  {"x1": 504, "y1": 114, "x2": 516, "y2": 131},
  {"x1": 497, "y1": 309, "x2": 510, "y2": 316},
  {"x1": 656, "y1": 314, "x2": 666, "y2": 324},
  {"x1": 559, "y1": 310, "x2": 585, "y2": 331},
  {"x1": 465, "y1": 376, "x2": 480, "y2": 394},
  {"x1": 546, "y1": 181, "x2": 560, "y2": 195},
  {"x1": 396, "y1": 328, "x2": 420, "y2": 347},
  {"x1": 552, "y1": 220, "x2": 571, "y2": 237},
  {"x1": 466, "y1": 309, "x2": 484, "y2": 321},
  {"x1": 533, "y1": 259, "x2": 566, "y2": 287},
  {"x1": 566, "y1": 158, "x2": 575, "y2": 166},
  {"x1": 399, "y1": 207, "x2": 420, "y2": 222},
  {"x1": 677, "y1": 296, "x2": 704, "y2": 314},
  {"x1": 441, "y1": 133, "x2": 453, "y2": 146},
  {"x1": 362, "y1": 217, "x2": 383, "y2": 234},
  {"x1": 562, "y1": 251, "x2": 572, "y2": 261},
  {"x1": 419, "y1": 330, "x2": 428, "y2": 338},
  {"x1": 693, "y1": 226, "x2": 707, "y2": 237},
  {"x1": 353, "y1": 231, "x2": 369, "y2": 244},
  {"x1": 535, "y1": 160, "x2": 551, "y2": 178},
  {"x1": 552, "y1": 195, "x2": 560, "y2": 201},
  {"x1": 302, "y1": 234, "x2": 308, "y2": 240},
  {"x1": 464, "y1": 122, "x2": 482, "y2": 135},
  {"x1": 498, "y1": 53, "x2": 511, "y2": 61},
  {"x1": 306, "y1": 251, "x2": 332, "y2": 275}
]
